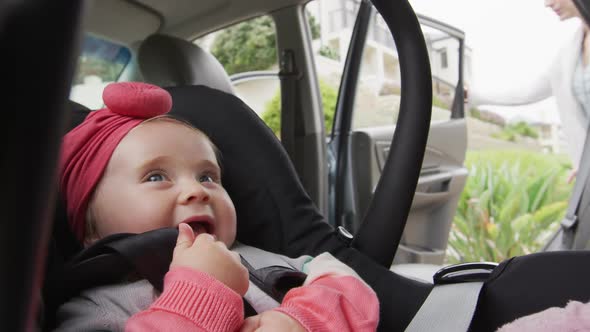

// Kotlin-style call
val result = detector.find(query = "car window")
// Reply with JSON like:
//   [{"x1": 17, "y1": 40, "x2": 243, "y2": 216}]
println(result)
[
  {"x1": 351, "y1": 12, "x2": 467, "y2": 129},
  {"x1": 306, "y1": 0, "x2": 358, "y2": 136},
  {"x1": 194, "y1": 16, "x2": 281, "y2": 136},
  {"x1": 69, "y1": 35, "x2": 131, "y2": 109}
]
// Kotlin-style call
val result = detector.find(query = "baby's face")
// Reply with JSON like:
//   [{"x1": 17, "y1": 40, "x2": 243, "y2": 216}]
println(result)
[{"x1": 87, "y1": 119, "x2": 237, "y2": 247}]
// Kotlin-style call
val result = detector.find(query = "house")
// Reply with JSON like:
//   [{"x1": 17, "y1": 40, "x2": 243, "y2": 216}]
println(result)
[{"x1": 309, "y1": 0, "x2": 473, "y2": 102}]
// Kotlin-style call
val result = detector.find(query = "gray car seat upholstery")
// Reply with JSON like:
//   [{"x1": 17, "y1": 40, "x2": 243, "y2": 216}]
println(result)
[{"x1": 137, "y1": 34, "x2": 235, "y2": 95}]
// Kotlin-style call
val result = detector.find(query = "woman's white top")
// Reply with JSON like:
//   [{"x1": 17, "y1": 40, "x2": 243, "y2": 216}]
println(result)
[{"x1": 471, "y1": 22, "x2": 588, "y2": 166}]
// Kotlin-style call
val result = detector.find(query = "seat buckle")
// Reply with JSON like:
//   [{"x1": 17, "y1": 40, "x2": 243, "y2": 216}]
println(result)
[
  {"x1": 561, "y1": 215, "x2": 578, "y2": 230},
  {"x1": 336, "y1": 226, "x2": 354, "y2": 246},
  {"x1": 433, "y1": 262, "x2": 498, "y2": 285}
]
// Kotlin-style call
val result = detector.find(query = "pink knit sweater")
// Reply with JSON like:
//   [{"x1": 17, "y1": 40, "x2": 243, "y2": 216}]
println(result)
[
  {"x1": 496, "y1": 300, "x2": 590, "y2": 332},
  {"x1": 126, "y1": 255, "x2": 379, "y2": 331}
]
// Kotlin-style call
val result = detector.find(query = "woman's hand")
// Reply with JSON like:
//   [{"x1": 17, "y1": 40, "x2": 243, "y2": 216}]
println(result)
[
  {"x1": 568, "y1": 168, "x2": 578, "y2": 184},
  {"x1": 170, "y1": 223, "x2": 249, "y2": 296}
]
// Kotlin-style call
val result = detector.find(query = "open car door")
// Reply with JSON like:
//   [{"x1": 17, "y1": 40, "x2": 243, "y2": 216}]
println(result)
[{"x1": 330, "y1": 2, "x2": 468, "y2": 267}]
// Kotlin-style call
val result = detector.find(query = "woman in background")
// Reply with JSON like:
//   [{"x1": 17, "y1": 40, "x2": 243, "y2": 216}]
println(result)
[{"x1": 471, "y1": 0, "x2": 590, "y2": 177}]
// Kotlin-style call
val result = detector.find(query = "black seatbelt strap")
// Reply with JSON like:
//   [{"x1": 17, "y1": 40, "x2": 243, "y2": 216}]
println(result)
[
  {"x1": 52, "y1": 230, "x2": 307, "y2": 319},
  {"x1": 279, "y1": 49, "x2": 300, "y2": 161},
  {"x1": 561, "y1": 124, "x2": 590, "y2": 249}
]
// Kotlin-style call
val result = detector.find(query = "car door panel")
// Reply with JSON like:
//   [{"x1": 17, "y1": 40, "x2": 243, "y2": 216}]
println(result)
[{"x1": 350, "y1": 118, "x2": 468, "y2": 265}]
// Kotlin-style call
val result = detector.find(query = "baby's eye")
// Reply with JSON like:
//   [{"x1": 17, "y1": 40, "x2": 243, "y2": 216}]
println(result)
[
  {"x1": 146, "y1": 173, "x2": 166, "y2": 182},
  {"x1": 198, "y1": 174, "x2": 214, "y2": 183}
]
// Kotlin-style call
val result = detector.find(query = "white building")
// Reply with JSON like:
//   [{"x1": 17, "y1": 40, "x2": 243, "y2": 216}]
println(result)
[{"x1": 310, "y1": 0, "x2": 473, "y2": 100}]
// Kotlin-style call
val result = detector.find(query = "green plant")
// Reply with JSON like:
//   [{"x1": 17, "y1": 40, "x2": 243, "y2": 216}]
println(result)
[
  {"x1": 491, "y1": 129, "x2": 517, "y2": 142},
  {"x1": 512, "y1": 121, "x2": 539, "y2": 139},
  {"x1": 447, "y1": 150, "x2": 573, "y2": 264},
  {"x1": 492, "y1": 121, "x2": 540, "y2": 142},
  {"x1": 262, "y1": 80, "x2": 337, "y2": 135},
  {"x1": 319, "y1": 45, "x2": 339, "y2": 61}
]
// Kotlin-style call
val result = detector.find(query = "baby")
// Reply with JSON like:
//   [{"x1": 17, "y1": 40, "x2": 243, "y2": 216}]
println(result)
[{"x1": 56, "y1": 82, "x2": 379, "y2": 331}]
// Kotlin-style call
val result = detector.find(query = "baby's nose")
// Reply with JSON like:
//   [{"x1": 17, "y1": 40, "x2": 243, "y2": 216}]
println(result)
[{"x1": 179, "y1": 181, "x2": 210, "y2": 204}]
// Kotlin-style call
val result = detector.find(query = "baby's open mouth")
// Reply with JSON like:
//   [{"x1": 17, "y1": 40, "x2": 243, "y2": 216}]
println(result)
[{"x1": 185, "y1": 219, "x2": 214, "y2": 236}]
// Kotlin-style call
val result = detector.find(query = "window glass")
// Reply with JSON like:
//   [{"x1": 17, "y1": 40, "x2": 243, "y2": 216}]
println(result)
[
  {"x1": 440, "y1": 49, "x2": 448, "y2": 68},
  {"x1": 70, "y1": 35, "x2": 131, "y2": 109},
  {"x1": 351, "y1": 12, "x2": 464, "y2": 129},
  {"x1": 306, "y1": 0, "x2": 360, "y2": 135},
  {"x1": 194, "y1": 16, "x2": 281, "y2": 135}
]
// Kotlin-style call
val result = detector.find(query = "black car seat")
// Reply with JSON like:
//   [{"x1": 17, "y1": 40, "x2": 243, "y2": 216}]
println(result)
[
  {"x1": 44, "y1": 33, "x2": 590, "y2": 332},
  {"x1": 138, "y1": 34, "x2": 235, "y2": 95}
]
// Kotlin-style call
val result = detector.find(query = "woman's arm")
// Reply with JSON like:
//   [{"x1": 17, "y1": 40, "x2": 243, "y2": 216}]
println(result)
[{"x1": 469, "y1": 68, "x2": 553, "y2": 107}]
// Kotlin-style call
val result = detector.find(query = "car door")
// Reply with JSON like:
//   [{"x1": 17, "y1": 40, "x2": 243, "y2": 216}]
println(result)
[{"x1": 328, "y1": 1, "x2": 469, "y2": 266}]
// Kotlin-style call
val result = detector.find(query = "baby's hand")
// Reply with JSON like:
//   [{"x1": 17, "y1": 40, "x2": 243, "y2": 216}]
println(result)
[
  {"x1": 240, "y1": 311, "x2": 306, "y2": 332},
  {"x1": 170, "y1": 223, "x2": 249, "y2": 296}
]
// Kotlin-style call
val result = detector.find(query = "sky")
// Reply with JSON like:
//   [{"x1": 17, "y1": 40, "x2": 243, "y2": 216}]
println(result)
[{"x1": 408, "y1": 0, "x2": 582, "y2": 124}]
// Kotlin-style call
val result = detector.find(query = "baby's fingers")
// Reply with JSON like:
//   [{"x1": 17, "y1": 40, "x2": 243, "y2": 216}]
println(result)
[
  {"x1": 239, "y1": 315, "x2": 261, "y2": 332},
  {"x1": 175, "y1": 223, "x2": 195, "y2": 250}
]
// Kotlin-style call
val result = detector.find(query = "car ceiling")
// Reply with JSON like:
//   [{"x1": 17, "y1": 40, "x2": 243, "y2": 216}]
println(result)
[{"x1": 83, "y1": 0, "x2": 307, "y2": 45}]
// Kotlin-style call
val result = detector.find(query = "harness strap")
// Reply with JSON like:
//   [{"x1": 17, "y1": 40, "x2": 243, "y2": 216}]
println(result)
[
  {"x1": 49, "y1": 229, "x2": 308, "y2": 318},
  {"x1": 404, "y1": 262, "x2": 497, "y2": 332},
  {"x1": 404, "y1": 282, "x2": 484, "y2": 332}
]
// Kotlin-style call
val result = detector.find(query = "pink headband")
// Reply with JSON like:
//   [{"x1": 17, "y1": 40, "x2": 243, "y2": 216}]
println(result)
[{"x1": 59, "y1": 82, "x2": 172, "y2": 241}]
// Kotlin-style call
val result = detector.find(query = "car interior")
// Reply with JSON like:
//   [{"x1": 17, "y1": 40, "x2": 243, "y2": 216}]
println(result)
[{"x1": 2, "y1": 0, "x2": 590, "y2": 331}]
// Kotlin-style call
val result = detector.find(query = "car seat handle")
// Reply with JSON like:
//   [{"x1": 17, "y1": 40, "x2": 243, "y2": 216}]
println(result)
[{"x1": 352, "y1": 0, "x2": 432, "y2": 268}]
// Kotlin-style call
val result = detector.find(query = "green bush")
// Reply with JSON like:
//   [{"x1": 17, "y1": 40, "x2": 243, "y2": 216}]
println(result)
[
  {"x1": 446, "y1": 150, "x2": 573, "y2": 264},
  {"x1": 319, "y1": 45, "x2": 339, "y2": 61},
  {"x1": 262, "y1": 80, "x2": 337, "y2": 135},
  {"x1": 491, "y1": 129, "x2": 517, "y2": 142},
  {"x1": 492, "y1": 121, "x2": 539, "y2": 142},
  {"x1": 512, "y1": 121, "x2": 539, "y2": 139}
]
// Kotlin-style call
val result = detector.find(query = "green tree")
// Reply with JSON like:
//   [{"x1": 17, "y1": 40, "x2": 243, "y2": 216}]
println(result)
[
  {"x1": 307, "y1": 12, "x2": 321, "y2": 40},
  {"x1": 211, "y1": 13, "x2": 321, "y2": 75},
  {"x1": 211, "y1": 16, "x2": 277, "y2": 75},
  {"x1": 262, "y1": 80, "x2": 337, "y2": 135}
]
